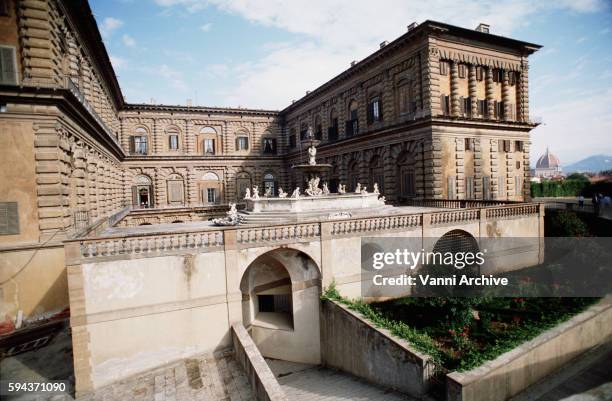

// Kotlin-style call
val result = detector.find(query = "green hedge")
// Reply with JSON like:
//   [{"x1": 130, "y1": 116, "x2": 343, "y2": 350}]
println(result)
[{"x1": 530, "y1": 179, "x2": 588, "y2": 198}]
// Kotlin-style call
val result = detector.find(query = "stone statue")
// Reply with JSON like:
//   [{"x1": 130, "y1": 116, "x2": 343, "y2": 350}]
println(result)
[
  {"x1": 373, "y1": 183, "x2": 380, "y2": 194},
  {"x1": 379, "y1": 196, "x2": 386, "y2": 204},
  {"x1": 361, "y1": 186, "x2": 368, "y2": 194},
  {"x1": 308, "y1": 145, "x2": 317, "y2": 166},
  {"x1": 264, "y1": 187, "x2": 272, "y2": 198},
  {"x1": 354, "y1": 183, "x2": 361, "y2": 194},
  {"x1": 291, "y1": 187, "x2": 300, "y2": 198},
  {"x1": 338, "y1": 184, "x2": 346, "y2": 194},
  {"x1": 212, "y1": 203, "x2": 244, "y2": 226},
  {"x1": 252, "y1": 185, "x2": 260, "y2": 200},
  {"x1": 244, "y1": 188, "x2": 251, "y2": 200},
  {"x1": 322, "y1": 183, "x2": 330, "y2": 195},
  {"x1": 278, "y1": 188, "x2": 288, "y2": 198},
  {"x1": 305, "y1": 177, "x2": 323, "y2": 196}
]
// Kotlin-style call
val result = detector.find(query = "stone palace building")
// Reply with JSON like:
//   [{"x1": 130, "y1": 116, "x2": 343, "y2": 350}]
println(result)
[{"x1": 0, "y1": 0, "x2": 544, "y2": 396}]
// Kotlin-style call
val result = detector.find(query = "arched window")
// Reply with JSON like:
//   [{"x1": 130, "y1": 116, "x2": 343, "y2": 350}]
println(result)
[
  {"x1": 346, "y1": 100, "x2": 359, "y2": 137},
  {"x1": 263, "y1": 173, "x2": 276, "y2": 196},
  {"x1": 328, "y1": 109, "x2": 338, "y2": 141},
  {"x1": 166, "y1": 173, "x2": 185, "y2": 206},
  {"x1": 262, "y1": 131, "x2": 277, "y2": 155},
  {"x1": 367, "y1": 95, "x2": 382, "y2": 124},
  {"x1": 200, "y1": 171, "x2": 222, "y2": 204},
  {"x1": 369, "y1": 155, "x2": 384, "y2": 193},
  {"x1": 202, "y1": 172, "x2": 220, "y2": 181},
  {"x1": 299, "y1": 122, "x2": 308, "y2": 141},
  {"x1": 166, "y1": 126, "x2": 180, "y2": 151},
  {"x1": 132, "y1": 174, "x2": 153, "y2": 208},
  {"x1": 236, "y1": 172, "x2": 251, "y2": 200},
  {"x1": 235, "y1": 131, "x2": 249, "y2": 151},
  {"x1": 314, "y1": 116, "x2": 322, "y2": 140},
  {"x1": 200, "y1": 127, "x2": 217, "y2": 155},
  {"x1": 397, "y1": 151, "x2": 416, "y2": 200},
  {"x1": 130, "y1": 127, "x2": 149, "y2": 155}
]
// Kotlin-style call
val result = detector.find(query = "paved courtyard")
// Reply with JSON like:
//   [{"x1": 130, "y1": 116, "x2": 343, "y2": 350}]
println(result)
[
  {"x1": 266, "y1": 359, "x2": 415, "y2": 401},
  {"x1": 1, "y1": 326, "x2": 253, "y2": 401}
]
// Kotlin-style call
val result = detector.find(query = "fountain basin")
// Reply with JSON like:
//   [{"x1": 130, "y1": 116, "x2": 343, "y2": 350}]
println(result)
[{"x1": 245, "y1": 192, "x2": 383, "y2": 213}]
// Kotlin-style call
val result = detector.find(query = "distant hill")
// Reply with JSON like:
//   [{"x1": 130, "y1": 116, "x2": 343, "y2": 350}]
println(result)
[{"x1": 564, "y1": 155, "x2": 612, "y2": 174}]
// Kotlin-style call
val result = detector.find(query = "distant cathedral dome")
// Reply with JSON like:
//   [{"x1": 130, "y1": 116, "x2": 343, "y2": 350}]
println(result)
[{"x1": 536, "y1": 148, "x2": 561, "y2": 169}]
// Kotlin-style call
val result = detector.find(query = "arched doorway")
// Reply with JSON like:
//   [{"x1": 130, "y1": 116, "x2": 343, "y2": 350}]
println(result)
[{"x1": 240, "y1": 248, "x2": 321, "y2": 364}]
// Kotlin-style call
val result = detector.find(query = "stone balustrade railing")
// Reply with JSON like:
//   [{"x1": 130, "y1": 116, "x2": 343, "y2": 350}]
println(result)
[
  {"x1": 76, "y1": 231, "x2": 224, "y2": 260},
  {"x1": 401, "y1": 199, "x2": 517, "y2": 209},
  {"x1": 331, "y1": 214, "x2": 421, "y2": 236},
  {"x1": 237, "y1": 223, "x2": 321, "y2": 246},
  {"x1": 65, "y1": 202, "x2": 543, "y2": 263}
]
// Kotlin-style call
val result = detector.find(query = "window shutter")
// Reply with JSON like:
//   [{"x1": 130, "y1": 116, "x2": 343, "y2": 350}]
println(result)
[
  {"x1": 447, "y1": 177, "x2": 456, "y2": 199},
  {"x1": 378, "y1": 99, "x2": 383, "y2": 121},
  {"x1": 367, "y1": 102, "x2": 373, "y2": 124},
  {"x1": 0, "y1": 202, "x2": 19, "y2": 235},
  {"x1": 129, "y1": 136, "x2": 135, "y2": 153},
  {"x1": 459, "y1": 96, "x2": 465, "y2": 115},
  {"x1": 483, "y1": 177, "x2": 491, "y2": 200},
  {"x1": 131, "y1": 186, "x2": 138, "y2": 206},
  {"x1": 0, "y1": 47, "x2": 17, "y2": 85},
  {"x1": 235, "y1": 137, "x2": 239, "y2": 151}
]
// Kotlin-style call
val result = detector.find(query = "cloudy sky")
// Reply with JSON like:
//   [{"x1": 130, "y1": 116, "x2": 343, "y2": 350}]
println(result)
[{"x1": 91, "y1": 0, "x2": 612, "y2": 166}]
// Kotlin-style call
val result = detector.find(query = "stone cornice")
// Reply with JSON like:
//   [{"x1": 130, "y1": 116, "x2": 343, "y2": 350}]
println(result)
[
  {"x1": 122, "y1": 103, "x2": 279, "y2": 117},
  {"x1": 0, "y1": 85, "x2": 125, "y2": 160}
]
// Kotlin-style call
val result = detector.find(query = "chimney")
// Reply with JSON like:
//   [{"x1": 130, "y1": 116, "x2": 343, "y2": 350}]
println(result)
[
  {"x1": 186, "y1": 98, "x2": 192, "y2": 107},
  {"x1": 475, "y1": 23, "x2": 490, "y2": 33},
  {"x1": 407, "y1": 22, "x2": 418, "y2": 31},
  {"x1": 350, "y1": 60, "x2": 358, "y2": 67},
  {"x1": 380, "y1": 40, "x2": 388, "y2": 49}
]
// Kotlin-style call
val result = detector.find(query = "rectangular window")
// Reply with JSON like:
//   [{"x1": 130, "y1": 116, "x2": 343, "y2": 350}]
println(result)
[
  {"x1": 441, "y1": 95, "x2": 450, "y2": 116},
  {"x1": 447, "y1": 176, "x2": 456, "y2": 199},
  {"x1": 315, "y1": 125, "x2": 323, "y2": 140},
  {"x1": 0, "y1": 46, "x2": 17, "y2": 85},
  {"x1": 345, "y1": 119, "x2": 358, "y2": 137},
  {"x1": 258, "y1": 294, "x2": 291, "y2": 313},
  {"x1": 496, "y1": 101, "x2": 505, "y2": 119},
  {"x1": 458, "y1": 64, "x2": 467, "y2": 78},
  {"x1": 204, "y1": 139, "x2": 215, "y2": 154},
  {"x1": 368, "y1": 98, "x2": 382, "y2": 123},
  {"x1": 476, "y1": 66, "x2": 484, "y2": 81},
  {"x1": 465, "y1": 138, "x2": 475, "y2": 151},
  {"x1": 483, "y1": 176, "x2": 491, "y2": 200},
  {"x1": 327, "y1": 124, "x2": 338, "y2": 142},
  {"x1": 0, "y1": 202, "x2": 19, "y2": 235},
  {"x1": 439, "y1": 61, "x2": 449, "y2": 75},
  {"x1": 0, "y1": 1, "x2": 9, "y2": 16},
  {"x1": 460, "y1": 97, "x2": 471, "y2": 117},
  {"x1": 508, "y1": 71, "x2": 516, "y2": 85},
  {"x1": 207, "y1": 188, "x2": 217, "y2": 203},
  {"x1": 477, "y1": 99, "x2": 487, "y2": 117},
  {"x1": 167, "y1": 181, "x2": 184, "y2": 203},
  {"x1": 515, "y1": 140, "x2": 524, "y2": 152},
  {"x1": 498, "y1": 176, "x2": 505, "y2": 197},
  {"x1": 263, "y1": 138, "x2": 277, "y2": 154},
  {"x1": 515, "y1": 176, "x2": 523, "y2": 196},
  {"x1": 236, "y1": 136, "x2": 249, "y2": 151},
  {"x1": 299, "y1": 129, "x2": 308, "y2": 141},
  {"x1": 132, "y1": 136, "x2": 148, "y2": 155},
  {"x1": 466, "y1": 176, "x2": 475, "y2": 199},
  {"x1": 492, "y1": 69, "x2": 503, "y2": 83},
  {"x1": 169, "y1": 135, "x2": 179, "y2": 150}
]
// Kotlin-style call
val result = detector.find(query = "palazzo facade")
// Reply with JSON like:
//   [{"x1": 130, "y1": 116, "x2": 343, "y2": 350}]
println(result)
[{"x1": 0, "y1": 0, "x2": 540, "y2": 321}]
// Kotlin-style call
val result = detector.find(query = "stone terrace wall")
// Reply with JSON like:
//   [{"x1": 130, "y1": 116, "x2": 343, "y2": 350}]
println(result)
[
  {"x1": 231, "y1": 324, "x2": 287, "y2": 401},
  {"x1": 446, "y1": 297, "x2": 612, "y2": 401},
  {"x1": 320, "y1": 300, "x2": 435, "y2": 397}
]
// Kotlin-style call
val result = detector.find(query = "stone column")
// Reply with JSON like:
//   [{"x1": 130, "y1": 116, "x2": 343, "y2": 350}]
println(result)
[
  {"x1": 450, "y1": 61, "x2": 460, "y2": 117},
  {"x1": 502, "y1": 70, "x2": 511, "y2": 120},
  {"x1": 468, "y1": 65, "x2": 478, "y2": 117},
  {"x1": 485, "y1": 67, "x2": 495, "y2": 118},
  {"x1": 422, "y1": 45, "x2": 440, "y2": 117}
]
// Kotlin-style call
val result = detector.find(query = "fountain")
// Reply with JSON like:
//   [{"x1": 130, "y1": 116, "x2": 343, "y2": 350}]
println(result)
[{"x1": 236, "y1": 126, "x2": 391, "y2": 224}]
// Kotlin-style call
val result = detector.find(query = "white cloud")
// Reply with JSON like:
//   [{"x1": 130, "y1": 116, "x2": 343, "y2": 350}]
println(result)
[
  {"x1": 153, "y1": 0, "x2": 606, "y2": 109},
  {"x1": 200, "y1": 23, "x2": 213, "y2": 32},
  {"x1": 158, "y1": 64, "x2": 188, "y2": 92},
  {"x1": 531, "y1": 88, "x2": 612, "y2": 165},
  {"x1": 122, "y1": 34, "x2": 137, "y2": 47},
  {"x1": 99, "y1": 17, "x2": 123, "y2": 38}
]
